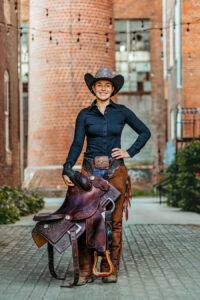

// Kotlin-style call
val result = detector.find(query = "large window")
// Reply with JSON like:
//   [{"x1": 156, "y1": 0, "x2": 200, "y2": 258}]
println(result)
[{"x1": 115, "y1": 19, "x2": 151, "y2": 92}]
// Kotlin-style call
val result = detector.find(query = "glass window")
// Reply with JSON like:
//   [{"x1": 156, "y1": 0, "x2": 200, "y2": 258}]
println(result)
[
  {"x1": 21, "y1": 22, "x2": 29, "y2": 83},
  {"x1": 115, "y1": 19, "x2": 151, "y2": 92}
]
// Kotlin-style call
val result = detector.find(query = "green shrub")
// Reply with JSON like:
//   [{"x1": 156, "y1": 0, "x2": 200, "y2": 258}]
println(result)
[
  {"x1": 165, "y1": 141, "x2": 200, "y2": 213},
  {"x1": 0, "y1": 186, "x2": 45, "y2": 224}
]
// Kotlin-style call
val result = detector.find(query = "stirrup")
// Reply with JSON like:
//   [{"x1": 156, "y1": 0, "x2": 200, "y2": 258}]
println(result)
[{"x1": 92, "y1": 250, "x2": 114, "y2": 277}]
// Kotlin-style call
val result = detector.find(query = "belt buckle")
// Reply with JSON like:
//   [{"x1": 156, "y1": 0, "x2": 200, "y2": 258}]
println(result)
[{"x1": 94, "y1": 156, "x2": 109, "y2": 169}]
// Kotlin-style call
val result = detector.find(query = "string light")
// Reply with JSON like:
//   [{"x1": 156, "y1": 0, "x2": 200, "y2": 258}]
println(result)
[
  {"x1": 105, "y1": 33, "x2": 109, "y2": 47},
  {"x1": 49, "y1": 31, "x2": 52, "y2": 41},
  {"x1": 188, "y1": 53, "x2": 192, "y2": 61},
  {"x1": 160, "y1": 28, "x2": 163, "y2": 41},
  {"x1": 14, "y1": 1, "x2": 18, "y2": 13},
  {"x1": 20, "y1": 27, "x2": 23, "y2": 37},
  {"x1": 76, "y1": 32, "x2": 80, "y2": 43},
  {"x1": 186, "y1": 23, "x2": 190, "y2": 35},
  {"x1": 173, "y1": 21, "x2": 176, "y2": 32},
  {"x1": 132, "y1": 31, "x2": 136, "y2": 41},
  {"x1": 109, "y1": 17, "x2": 112, "y2": 29}
]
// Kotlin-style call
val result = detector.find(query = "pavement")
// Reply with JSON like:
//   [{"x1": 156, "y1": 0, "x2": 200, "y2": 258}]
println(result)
[{"x1": 0, "y1": 197, "x2": 200, "y2": 300}]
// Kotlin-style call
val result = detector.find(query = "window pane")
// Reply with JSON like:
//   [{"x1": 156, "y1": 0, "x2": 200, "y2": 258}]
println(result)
[{"x1": 115, "y1": 19, "x2": 151, "y2": 92}]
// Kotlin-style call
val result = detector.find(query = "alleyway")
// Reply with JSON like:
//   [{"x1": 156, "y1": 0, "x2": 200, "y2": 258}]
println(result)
[{"x1": 0, "y1": 198, "x2": 200, "y2": 300}]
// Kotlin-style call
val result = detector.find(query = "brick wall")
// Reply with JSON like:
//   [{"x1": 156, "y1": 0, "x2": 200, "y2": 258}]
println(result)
[
  {"x1": 182, "y1": 0, "x2": 200, "y2": 108},
  {"x1": 113, "y1": 0, "x2": 165, "y2": 166},
  {"x1": 0, "y1": 1, "x2": 21, "y2": 187}
]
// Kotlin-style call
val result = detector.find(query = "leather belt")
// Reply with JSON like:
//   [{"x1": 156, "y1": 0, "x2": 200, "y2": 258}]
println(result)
[{"x1": 82, "y1": 156, "x2": 124, "y2": 178}]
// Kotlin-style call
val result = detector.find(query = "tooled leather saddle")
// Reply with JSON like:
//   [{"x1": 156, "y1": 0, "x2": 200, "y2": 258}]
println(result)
[{"x1": 32, "y1": 171, "x2": 121, "y2": 286}]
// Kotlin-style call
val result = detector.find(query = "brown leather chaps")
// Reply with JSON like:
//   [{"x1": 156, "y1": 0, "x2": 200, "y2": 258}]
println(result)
[{"x1": 78, "y1": 164, "x2": 129, "y2": 277}]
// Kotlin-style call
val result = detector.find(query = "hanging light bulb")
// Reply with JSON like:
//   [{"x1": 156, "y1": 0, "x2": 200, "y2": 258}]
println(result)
[
  {"x1": 187, "y1": 53, "x2": 192, "y2": 61},
  {"x1": 14, "y1": 1, "x2": 18, "y2": 13},
  {"x1": 7, "y1": 27, "x2": 10, "y2": 36},
  {"x1": 49, "y1": 31, "x2": 52, "y2": 41},
  {"x1": 173, "y1": 21, "x2": 176, "y2": 32},
  {"x1": 161, "y1": 51, "x2": 164, "y2": 61},
  {"x1": 109, "y1": 17, "x2": 112, "y2": 29},
  {"x1": 186, "y1": 23, "x2": 190, "y2": 35},
  {"x1": 20, "y1": 27, "x2": 23, "y2": 37},
  {"x1": 105, "y1": 48, "x2": 108, "y2": 56},
  {"x1": 160, "y1": 28, "x2": 163, "y2": 41},
  {"x1": 105, "y1": 33, "x2": 109, "y2": 47},
  {"x1": 78, "y1": 14, "x2": 81, "y2": 22},
  {"x1": 141, "y1": 20, "x2": 144, "y2": 28},
  {"x1": 32, "y1": 34, "x2": 34, "y2": 41},
  {"x1": 46, "y1": 9, "x2": 49, "y2": 16},
  {"x1": 76, "y1": 33, "x2": 80, "y2": 43},
  {"x1": 132, "y1": 31, "x2": 136, "y2": 41},
  {"x1": 56, "y1": 39, "x2": 59, "y2": 45}
]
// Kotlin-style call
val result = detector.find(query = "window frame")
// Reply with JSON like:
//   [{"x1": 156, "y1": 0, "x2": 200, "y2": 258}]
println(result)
[{"x1": 114, "y1": 18, "x2": 151, "y2": 95}]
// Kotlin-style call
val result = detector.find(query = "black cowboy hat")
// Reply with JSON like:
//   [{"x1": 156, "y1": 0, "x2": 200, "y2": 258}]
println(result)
[{"x1": 84, "y1": 68, "x2": 124, "y2": 96}]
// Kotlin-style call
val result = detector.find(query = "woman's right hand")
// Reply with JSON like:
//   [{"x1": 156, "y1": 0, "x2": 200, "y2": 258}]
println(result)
[{"x1": 62, "y1": 175, "x2": 75, "y2": 187}]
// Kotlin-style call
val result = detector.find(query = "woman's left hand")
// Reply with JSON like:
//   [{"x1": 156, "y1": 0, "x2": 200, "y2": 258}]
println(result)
[{"x1": 111, "y1": 148, "x2": 130, "y2": 159}]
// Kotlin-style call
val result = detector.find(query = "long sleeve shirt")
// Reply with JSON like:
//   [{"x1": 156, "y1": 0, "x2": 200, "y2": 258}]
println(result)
[{"x1": 62, "y1": 99, "x2": 151, "y2": 174}]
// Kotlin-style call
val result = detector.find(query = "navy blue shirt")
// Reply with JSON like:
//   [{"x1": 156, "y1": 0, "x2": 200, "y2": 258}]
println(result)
[{"x1": 63, "y1": 99, "x2": 151, "y2": 173}]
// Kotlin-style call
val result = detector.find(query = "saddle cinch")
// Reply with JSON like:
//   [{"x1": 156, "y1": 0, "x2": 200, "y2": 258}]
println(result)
[{"x1": 32, "y1": 170, "x2": 121, "y2": 287}]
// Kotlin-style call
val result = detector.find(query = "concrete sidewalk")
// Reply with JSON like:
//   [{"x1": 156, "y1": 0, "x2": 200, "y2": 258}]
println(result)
[
  {"x1": 13, "y1": 197, "x2": 200, "y2": 226},
  {"x1": 0, "y1": 197, "x2": 200, "y2": 300}
]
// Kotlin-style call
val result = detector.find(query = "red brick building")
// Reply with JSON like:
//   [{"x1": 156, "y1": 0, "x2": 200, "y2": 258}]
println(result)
[
  {"x1": 23, "y1": 0, "x2": 165, "y2": 191},
  {"x1": 163, "y1": 0, "x2": 200, "y2": 164},
  {"x1": 0, "y1": 0, "x2": 22, "y2": 187}
]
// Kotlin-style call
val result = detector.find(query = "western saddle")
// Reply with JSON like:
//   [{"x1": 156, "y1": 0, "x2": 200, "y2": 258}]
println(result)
[{"x1": 32, "y1": 170, "x2": 121, "y2": 286}]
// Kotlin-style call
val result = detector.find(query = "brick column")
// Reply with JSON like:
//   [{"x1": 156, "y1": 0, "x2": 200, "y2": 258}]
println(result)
[{"x1": 26, "y1": 1, "x2": 115, "y2": 193}]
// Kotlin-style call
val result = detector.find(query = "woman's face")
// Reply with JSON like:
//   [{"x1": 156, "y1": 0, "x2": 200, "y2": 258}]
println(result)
[{"x1": 92, "y1": 80, "x2": 114, "y2": 101}]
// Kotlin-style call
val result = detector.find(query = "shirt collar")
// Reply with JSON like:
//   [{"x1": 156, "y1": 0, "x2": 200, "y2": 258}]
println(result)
[{"x1": 88, "y1": 99, "x2": 118, "y2": 111}]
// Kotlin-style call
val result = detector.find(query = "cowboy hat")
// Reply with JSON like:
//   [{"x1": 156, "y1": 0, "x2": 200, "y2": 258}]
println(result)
[{"x1": 84, "y1": 68, "x2": 124, "y2": 96}]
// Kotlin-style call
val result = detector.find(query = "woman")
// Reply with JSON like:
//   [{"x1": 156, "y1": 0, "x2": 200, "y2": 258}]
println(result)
[{"x1": 62, "y1": 68, "x2": 151, "y2": 285}]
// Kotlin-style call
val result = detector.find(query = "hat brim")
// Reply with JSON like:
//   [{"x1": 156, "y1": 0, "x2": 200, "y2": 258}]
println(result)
[{"x1": 84, "y1": 73, "x2": 124, "y2": 96}]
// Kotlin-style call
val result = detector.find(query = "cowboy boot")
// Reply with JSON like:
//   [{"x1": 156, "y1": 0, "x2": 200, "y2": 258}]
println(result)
[
  {"x1": 101, "y1": 231, "x2": 122, "y2": 283},
  {"x1": 73, "y1": 232, "x2": 94, "y2": 285}
]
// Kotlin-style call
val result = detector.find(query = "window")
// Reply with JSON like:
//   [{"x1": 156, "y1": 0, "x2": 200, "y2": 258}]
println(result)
[
  {"x1": 4, "y1": 70, "x2": 11, "y2": 157},
  {"x1": 115, "y1": 19, "x2": 151, "y2": 92},
  {"x1": 169, "y1": 19, "x2": 174, "y2": 68},
  {"x1": 21, "y1": 21, "x2": 29, "y2": 83},
  {"x1": 170, "y1": 109, "x2": 175, "y2": 140}
]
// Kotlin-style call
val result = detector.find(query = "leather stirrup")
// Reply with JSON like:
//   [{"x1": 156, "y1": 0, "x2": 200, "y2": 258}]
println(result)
[{"x1": 92, "y1": 250, "x2": 114, "y2": 277}]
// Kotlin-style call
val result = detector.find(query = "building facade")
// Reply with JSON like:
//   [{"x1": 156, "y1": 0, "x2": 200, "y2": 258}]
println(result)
[
  {"x1": 0, "y1": 0, "x2": 21, "y2": 187},
  {"x1": 163, "y1": 0, "x2": 200, "y2": 164},
  {"x1": 23, "y1": 0, "x2": 165, "y2": 192}
]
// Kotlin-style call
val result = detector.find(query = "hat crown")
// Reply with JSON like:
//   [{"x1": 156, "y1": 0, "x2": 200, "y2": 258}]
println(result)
[{"x1": 95, "y1": 68, "x2": 113, "y2": 79}]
